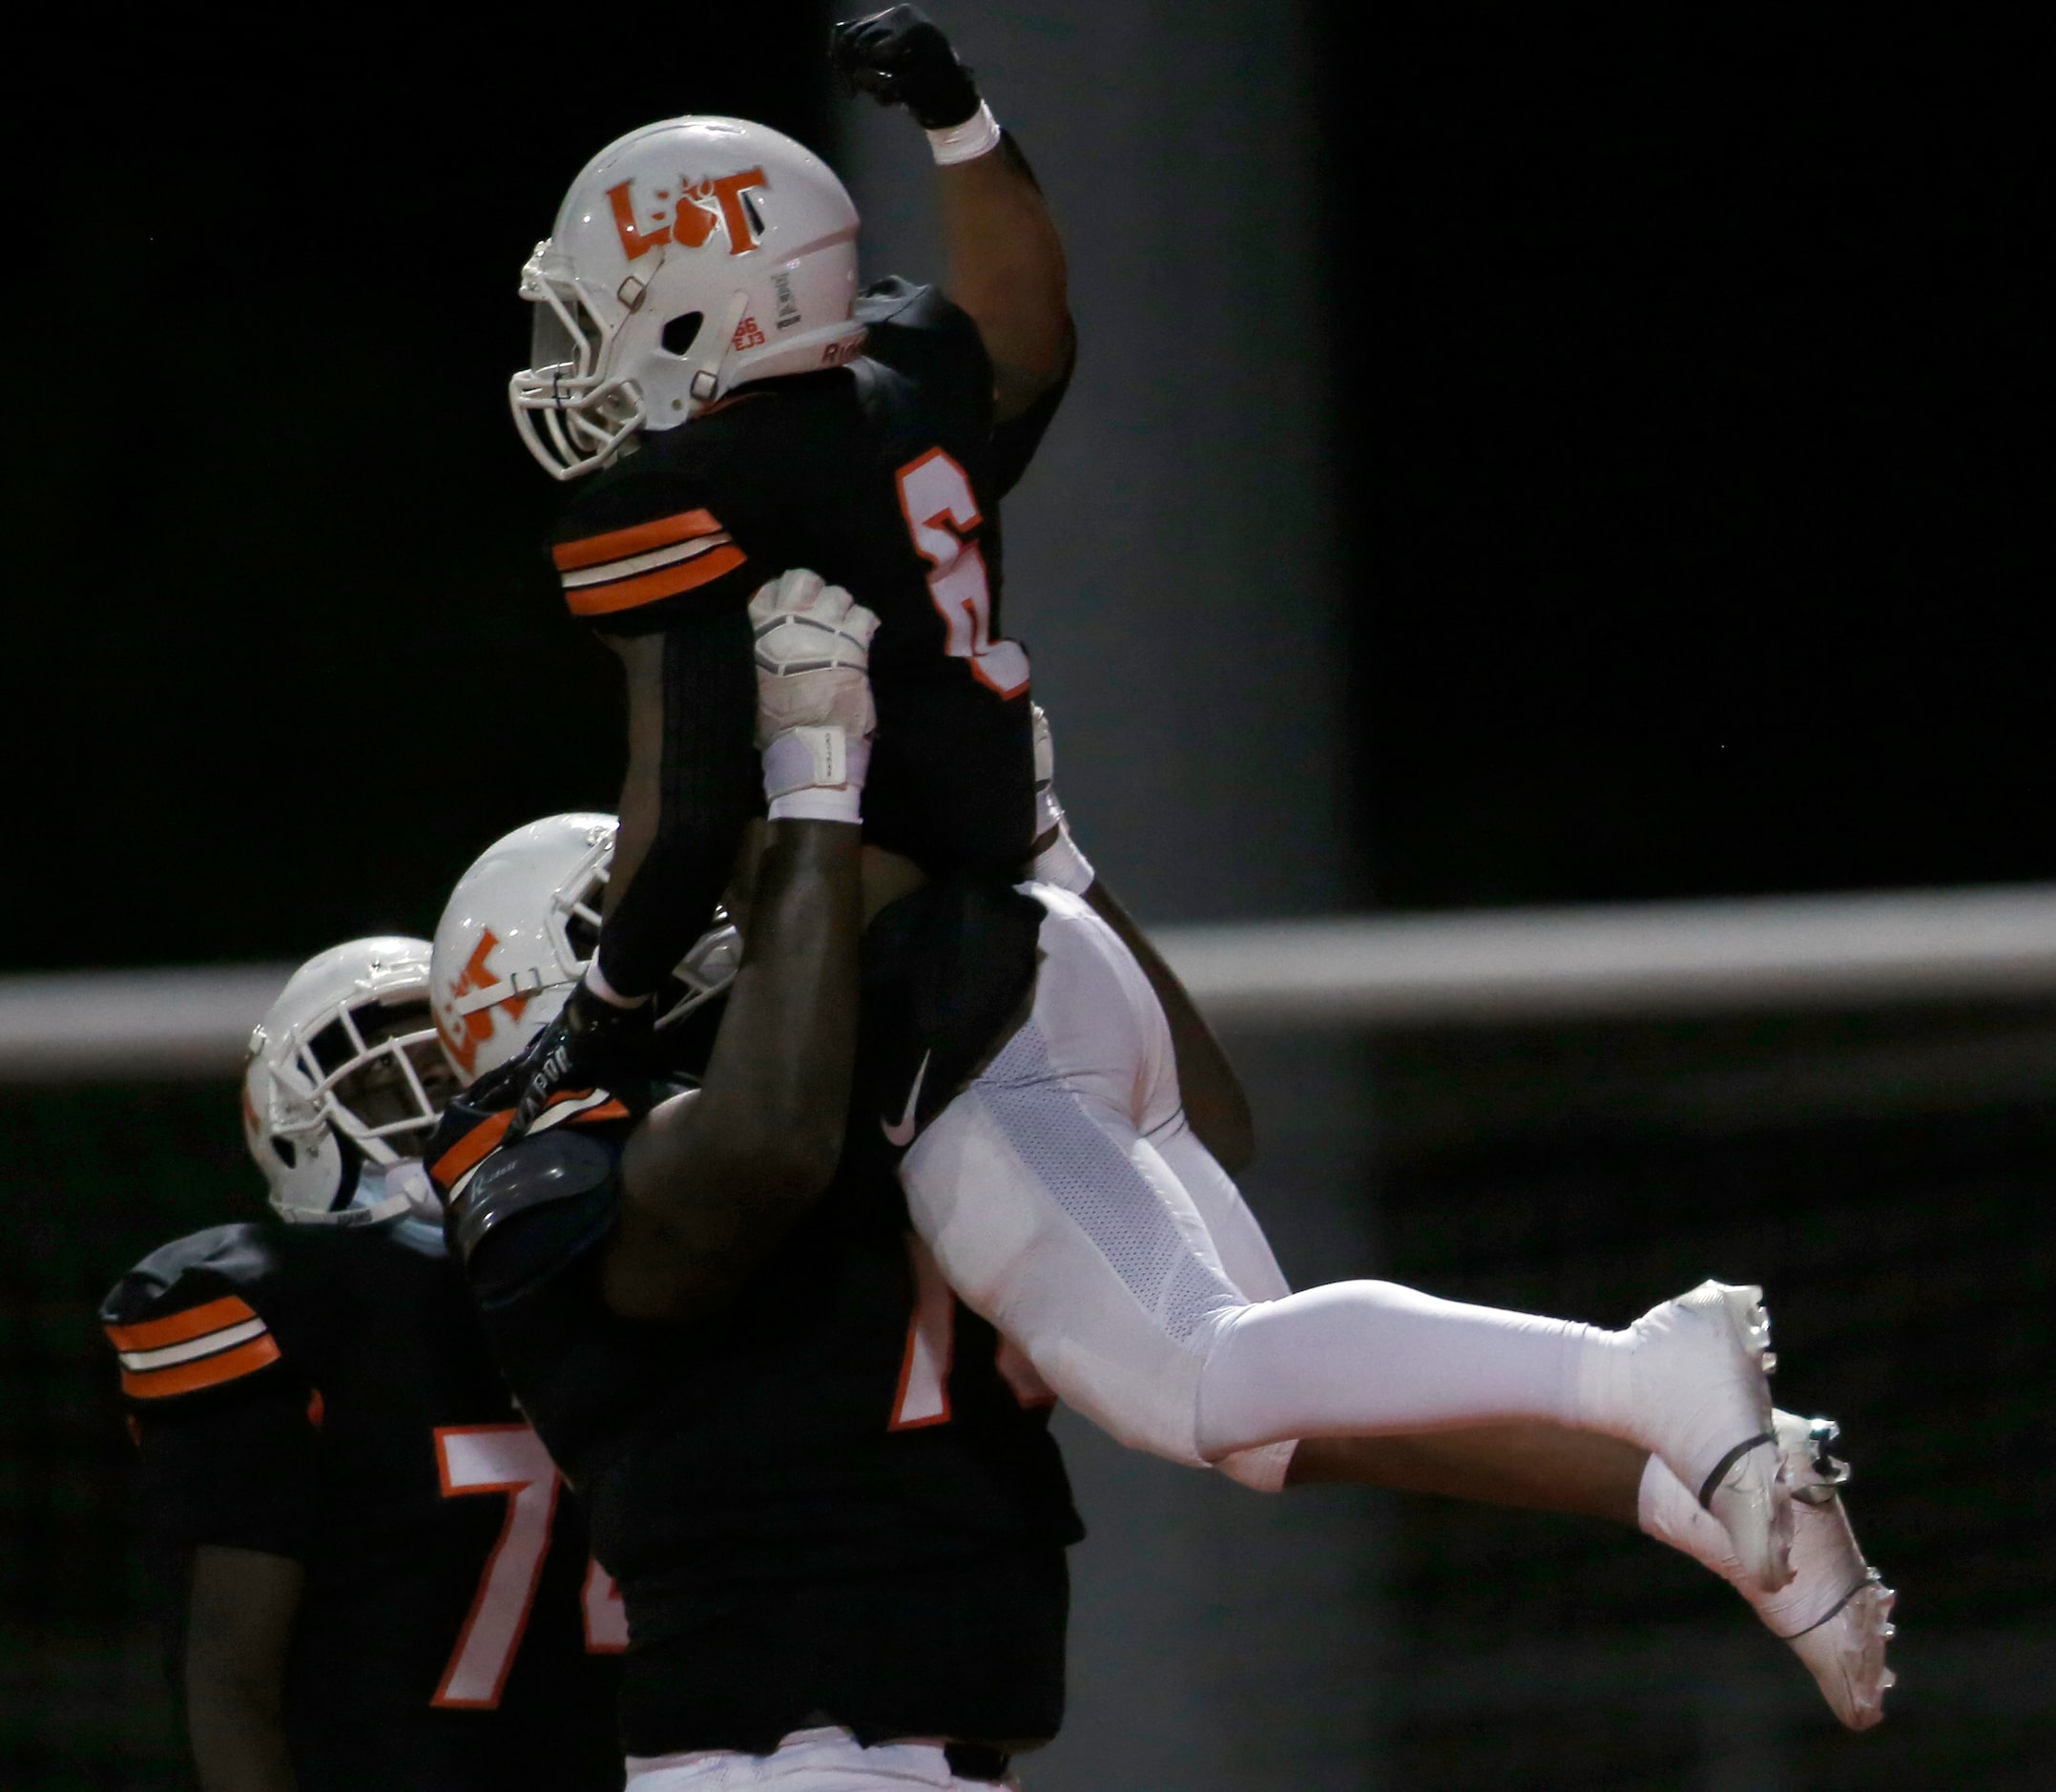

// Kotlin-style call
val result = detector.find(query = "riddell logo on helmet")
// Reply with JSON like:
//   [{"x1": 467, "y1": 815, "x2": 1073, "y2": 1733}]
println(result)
[
  {"x1": 608, "y1": 169, "x2": 768, "y2": 261},
  {"x1": 438, "y1": 929, "x2": 528, "y2": 1075}
]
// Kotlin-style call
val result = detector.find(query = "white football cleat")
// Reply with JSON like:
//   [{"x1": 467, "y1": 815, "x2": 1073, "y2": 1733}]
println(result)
[
  {"x1": 1640, "y1": 1410, "x2": 1896, "y2": 1731},
  {"x1": 1754, "y1": 1413, "x2": 1897, "y2": 1730},
  {"x1": 1593, "y1": 1280, "x2": 1794, "y2": 1591}
]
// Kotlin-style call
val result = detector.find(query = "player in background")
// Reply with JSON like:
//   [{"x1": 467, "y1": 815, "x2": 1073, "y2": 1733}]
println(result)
[
  {"x1": 101, "y1": 942, "x2": 620, "y2": 1792},
  {"x1": 427, "y1": 573, "x2": 1081, "y2": 1789},
  {"x1": 492, "y1": 3, "x2": 1854, "y2": 1644}
]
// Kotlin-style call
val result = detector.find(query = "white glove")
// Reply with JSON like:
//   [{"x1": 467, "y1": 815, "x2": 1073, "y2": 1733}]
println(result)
[
  {"x1": 1639, "y1": 1410, "x2": 1896, "y2": 1730},
  {"x1": 749, "y1": 569, "x2": 880, "y2": 823},
  {"x1": 1028, "y1": 703, "x2": 1095, "y2": 893}
]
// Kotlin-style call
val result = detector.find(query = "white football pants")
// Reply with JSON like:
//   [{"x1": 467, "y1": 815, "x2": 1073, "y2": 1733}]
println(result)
[
  {"x1": 627, "y1": 1727, "x2": 1012, "y2": 1789},
  {"x1": 901, "y1": 885, "x2": 1623, "y2": 1485}
]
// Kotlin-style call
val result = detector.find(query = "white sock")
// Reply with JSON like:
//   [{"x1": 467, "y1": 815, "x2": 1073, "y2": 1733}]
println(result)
[{"x1": 1194, "y1": 1279, "x2": 1627, "y2": 1457}]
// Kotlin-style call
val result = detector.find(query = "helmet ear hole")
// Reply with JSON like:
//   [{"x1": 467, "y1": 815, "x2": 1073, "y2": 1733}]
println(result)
[
  {"x1": 661, "y1": 311, "x2": 704, "y2": 357},
  {"x1": 276, "y1": 1137, "x2": 297, "y2": 1169}
]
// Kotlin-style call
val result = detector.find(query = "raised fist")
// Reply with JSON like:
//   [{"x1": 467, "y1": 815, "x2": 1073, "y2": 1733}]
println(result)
[{"x1": 830, "y1": 6, "x2": 982, "y2": 131}]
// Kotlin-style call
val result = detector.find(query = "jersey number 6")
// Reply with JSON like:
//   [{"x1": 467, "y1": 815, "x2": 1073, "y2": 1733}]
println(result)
[
  {"x1": 897, "y1": 448, "x2": 1030, "y2": 698},
  {"x1": 431, "y1": 1424, "x2": 625, "y2": 1709}
]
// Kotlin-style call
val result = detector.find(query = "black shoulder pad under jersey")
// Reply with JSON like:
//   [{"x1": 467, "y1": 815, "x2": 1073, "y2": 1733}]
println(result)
[
  {"x1": 101, "y1": 1223, "x2": 296, "y2": 1406},
  {"x1": 854, "y1": 277, "x2": 993, "y2": 437},
  {"x1": 450, "y1": 1125, "x2": 617, "y2": 1270}
]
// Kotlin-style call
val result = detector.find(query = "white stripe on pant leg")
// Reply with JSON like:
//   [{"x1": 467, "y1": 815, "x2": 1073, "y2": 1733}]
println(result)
[{"x1": 902, "y1": 1021, "x2": 1244, "y2": 1468}]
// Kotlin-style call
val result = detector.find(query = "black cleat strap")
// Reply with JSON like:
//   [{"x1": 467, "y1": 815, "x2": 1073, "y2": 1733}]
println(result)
[
  {"x1": 1697, "y1": 1430, "x2": 1776, "y2": 1510},
  {"x1": 1775, "y1": 1574, "x2": 1874, "y2": 1640}
]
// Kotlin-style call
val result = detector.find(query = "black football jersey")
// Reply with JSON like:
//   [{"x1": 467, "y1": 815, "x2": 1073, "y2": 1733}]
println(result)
[
  {"x1": 550, "y1": 279, "x2": 1058, "y2": 878},
  {"x1": 426, "y1": 886, "x2": 1082, "y2": 1759},
  {"x1": 101, "y1": 1218, "x2": 620, "y2": 1792}
]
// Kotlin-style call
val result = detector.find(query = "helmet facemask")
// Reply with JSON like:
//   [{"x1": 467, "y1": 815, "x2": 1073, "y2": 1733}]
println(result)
[
  {"x1": 246, "y1": 948, "x2": 451, "y2": 1228},
  {"x1": 509, "y1": 249, "x2": 649, "y2": 480},
  {"x1": 654, "y1": 910, "x2": 740, "y2": 1032},
  {"x1": 271, "y1": 992, "x2": 452, "y2": 1175}
]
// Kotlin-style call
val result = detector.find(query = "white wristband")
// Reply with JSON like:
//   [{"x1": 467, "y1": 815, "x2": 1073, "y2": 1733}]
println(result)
[
  {"x1": 581, "y1": 959, "x2": 648, "y2": 1010},
  {"x1": 761, "y1": 726, "x2": 867, "y2": 823},
  {"x1": 927, "y1": 100, "x2": 1002, "y2": 166},
  {"x1": 761, "y1": 727, "x2": 869, "y2": 799},
  {"x1": 769, "y1": 787, "x2": 863, "y2": 824}
]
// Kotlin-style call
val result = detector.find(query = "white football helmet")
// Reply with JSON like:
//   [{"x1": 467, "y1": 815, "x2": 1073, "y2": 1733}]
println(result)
[
  {"x1": 430, "y1": 812, "x2": 743, "y2": 1088},
  {"x1": 510, "y1": 115, "x2": 866, "y2": 479},
  {"x1": 243, "y1": 938, "x2": 452, "y2": 1224}
]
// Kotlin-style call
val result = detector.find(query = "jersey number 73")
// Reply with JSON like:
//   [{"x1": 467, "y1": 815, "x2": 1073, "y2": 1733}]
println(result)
[{"x1": 430, "y1": 1424, "x2": 626, "y2": 1709}]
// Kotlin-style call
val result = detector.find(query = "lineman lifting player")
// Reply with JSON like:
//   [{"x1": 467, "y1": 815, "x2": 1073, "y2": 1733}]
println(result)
[{"x1": 459, "y1": 0, "x2": 1894, "y2": 1757}]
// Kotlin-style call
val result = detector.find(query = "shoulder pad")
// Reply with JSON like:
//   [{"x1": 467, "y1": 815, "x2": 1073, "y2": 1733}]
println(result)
[
  {"x1": 426, "y1": 1088, "x2": 517, "y2": 1200},
  {"x1": 447, "y1": 1125, "x2": 616, "y2": 1266},
  {"x1": 855, "y1": 279, "x2": 982, "y2": 357},
  {"x1": 855, "y1": 276, "x2": 936, "y2": 326},
  {"x1": 100, "y1": 1223, "x2": 289, "y2": 1402}
]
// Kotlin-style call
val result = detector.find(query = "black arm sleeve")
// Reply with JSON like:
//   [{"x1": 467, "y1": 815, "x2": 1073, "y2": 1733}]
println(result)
[
  {"x1": 594, "y1": 594, "x2": 760, "y2": 998},
  {"x1": 135, "y1": 1385, "x2": 320, "y2": 1560}
]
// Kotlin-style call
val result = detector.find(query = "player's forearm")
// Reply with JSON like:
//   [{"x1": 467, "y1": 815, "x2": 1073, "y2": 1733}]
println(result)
[
  {"x1": 1082, "y1": 879, "x2": 1256, "y2": 1173},
  {"x1": 939, "y1": 140, "x2": 1072, "y2": 422},
  {"x1": 184, "y1": 1546, "x2": 302, "y2": 1792},
  {"x1": 615, "y1": 821, "x2": 862, "y2": 1316},
  {"x1": 187, "y1": 1683, "x2": 297, "y2": 1792},
  {"x1": 1286, "y1": 1424, "x2": 1646, "y2": 1525},
  {"x1": 696, "y1": 820, "x2": 863, "y2": 1172}
]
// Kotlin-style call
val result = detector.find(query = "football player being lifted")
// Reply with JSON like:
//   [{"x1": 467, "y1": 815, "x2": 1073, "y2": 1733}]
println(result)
[
  {"x1": 431, "y1": 577, "x2": 1890, "y2": 1755},
  {"x1": 428, "y1": 573, "x2": 1082, "y2": 1789},
  {"x1": 101, "y1": 943, "x2": 619, "y2": 1792},
  {"x1": 494, "y1": 4, "x2": 1891, "y2": 1724}
]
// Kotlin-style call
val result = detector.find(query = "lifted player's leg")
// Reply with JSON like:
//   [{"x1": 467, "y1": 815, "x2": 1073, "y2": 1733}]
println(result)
[
  {"x1": 1292, "y1": 1414, "x2": 1893, "y2": 1730},
  {"x1": 901, "y1": 885, "x2": 1793, "y2": 1588}
]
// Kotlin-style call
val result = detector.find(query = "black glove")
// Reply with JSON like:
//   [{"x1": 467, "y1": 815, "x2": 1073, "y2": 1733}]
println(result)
[
  {"x1": 505, "y1": 980, "x2": 653, "y2": 1137},
  {"x1": 830, "y1": 6, "x2": 982, "y2": 131}
]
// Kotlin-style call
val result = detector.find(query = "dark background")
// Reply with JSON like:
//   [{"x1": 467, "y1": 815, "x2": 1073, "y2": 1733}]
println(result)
[
  {"x1": 4, "y1": 10, "x2": 2049, "y2": 1790},
  {"x1": 1323, "y1": 15, "x2": 2046, "y2": 909},
  {"x1": 8, "y1": 12, "x2": 2046, "y2": 970},
  {"x1": 9, "y1": 10, "x2": 840, "y2": 971}
]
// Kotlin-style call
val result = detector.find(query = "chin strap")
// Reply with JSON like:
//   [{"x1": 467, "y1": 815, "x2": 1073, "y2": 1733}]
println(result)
[{"x1": 309, "y1": 1159, "x2": 435, "y2": 1228}]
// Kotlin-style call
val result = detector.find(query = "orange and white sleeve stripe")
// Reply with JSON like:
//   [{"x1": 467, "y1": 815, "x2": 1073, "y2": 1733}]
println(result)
[
  {"x1": 429, "y1": 1090, "x2": 632, "y2": 1205},
  {"x1": 105, "y1": 1295, "x2": 281, "y2": 1400},
  {"x1": 552, "y1": 509, "x2": 747, "y2": 618}
]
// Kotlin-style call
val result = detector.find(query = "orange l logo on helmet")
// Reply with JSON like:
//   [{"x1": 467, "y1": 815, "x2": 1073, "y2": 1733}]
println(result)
[
  {"x1": 438, "y1": 929, "x2": 529, "y2": 1075},
  {"x1": 607, "y1": 168, "x2": 770, "y2": 261}
]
